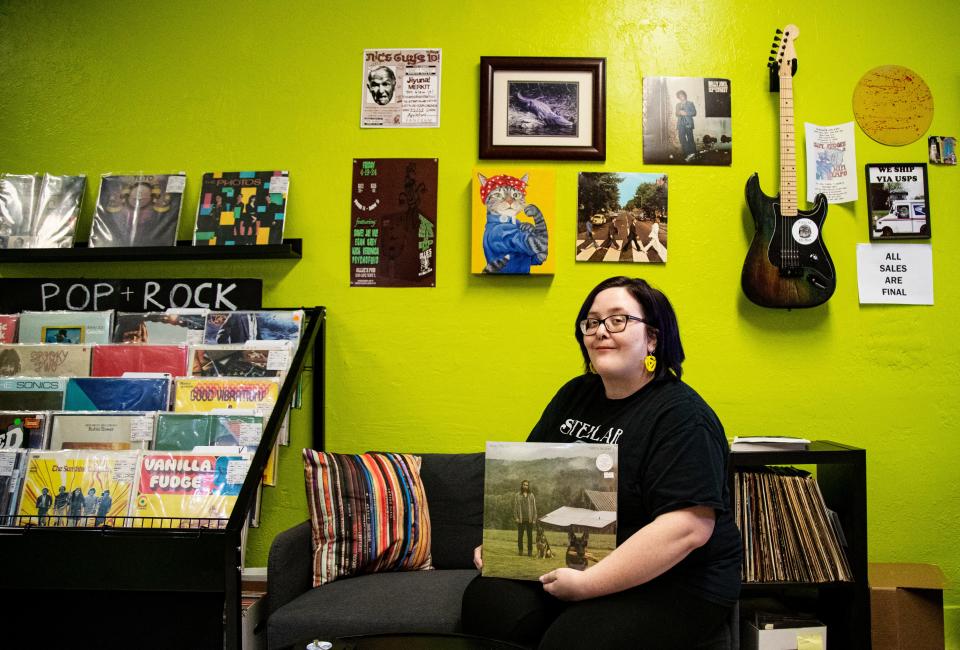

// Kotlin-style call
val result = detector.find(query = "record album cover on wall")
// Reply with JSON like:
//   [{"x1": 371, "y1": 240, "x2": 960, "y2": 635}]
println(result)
[
  {"x1": 89, "y1": 173, "x2": 186, "y2": 247},
  {"x1": 193, "y1": 171, "x2": 289, "y2": 246},
  {"x1": 480, "y1": 57, "x2": 606, "y2": 160},
  {"x1": 576, "y1": 172, "x2": 668, "y2": 264},
  {"x1": 642, "y1": 76, "x2": 731, "y2": 165}
]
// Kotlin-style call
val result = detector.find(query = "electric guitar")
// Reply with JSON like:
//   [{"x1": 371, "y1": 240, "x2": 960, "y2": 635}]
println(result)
[{"x1": 741, "y1": 25, "x2": 835, "y2": 309}]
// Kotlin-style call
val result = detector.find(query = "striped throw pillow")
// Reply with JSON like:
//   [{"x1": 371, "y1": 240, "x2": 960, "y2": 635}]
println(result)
[{"x1": 303, "y1": 450, "x2": 433, "y2": 587}]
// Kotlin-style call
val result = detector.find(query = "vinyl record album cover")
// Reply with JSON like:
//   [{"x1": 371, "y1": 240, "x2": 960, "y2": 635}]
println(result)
[
  {"x1": 33, "y1": 173, "x2": 86, "y2": 248},
  {"x1": 153, "y1": 413, "x2": 263, "y2": 451},
  {"x1": 0, "y1": 412, "x2": 48, "y2": 449},
  {"x1": 193, "y1": 171, "x2": 289, "y2": 246},
  {"x1": 0, "y1": 344, "x2": 92, "y2": 377},
  {"x1": 0, "y1": 378, "x2": 67, "y2": 411},
  {"x1": 0, "y1": 449, "x2": 27, "y2": 518},
  {"x1": 642, "y1": 76, "x2": 731, "y2": 165},
  {"x1": 172, "y1": 377, "x2": 279, "y2": 415},
  {"x1": 18, "y1": 310, "x2": 113, "y2": 345},
  {"x1": 18, "y1": 450, "x2": 139, "y2": 526},
  {"x1": 132, "y1": 451, "x2": 250, "y2": 526},
  {"x1": 91, "y1": 344, "x2": 188, "y2": 377},
  {"x1": 0, "y1": 173, "x2": 40, "y2": 249},
  {"x1": 63, "y1": 377, "x2": 170, "y2": 412},
  {"x1": 188, "y1": 344, "x2": 290, "y2": 378},
  {"x1": 89, "y1": 173, "x2": 186, "y2": 247},
  {"x1": 112, "y1": 311, "x2": 207, "y2": 344},
  {"x1": 0, "y1": 315, "x2": 18, "y2": 344},
  {"x1": 49, "y1": 412, "x2": 154, "y2": 450},
  {"x1": 481, "y1": 442, "x2": 617, "y2": 581},
  {"x1": 202, "y1": 311, "x2": 303, "y2": 345}
]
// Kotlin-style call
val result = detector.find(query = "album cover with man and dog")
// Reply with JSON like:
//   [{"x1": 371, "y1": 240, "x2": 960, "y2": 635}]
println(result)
[{"x1": 482, "y1": 442, "x2": 617, "y2": 581}]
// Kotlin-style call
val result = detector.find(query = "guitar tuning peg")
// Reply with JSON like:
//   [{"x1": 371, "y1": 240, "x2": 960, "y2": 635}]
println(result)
[
  {"x1": 776, "y1": 28, "x2": 783, "y2": 34},
  {"x1": 768, "y1": 57, "x2": 775, "y2": 62},
  {"x1": 770, "y1": 49, "x2": 777, "y2": 54},
  {"x1": 773, "y1": 35, "x2": 781, "y2": 41}
]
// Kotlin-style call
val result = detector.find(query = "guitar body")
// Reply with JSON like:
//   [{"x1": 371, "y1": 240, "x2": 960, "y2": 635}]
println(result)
[{"x1": 741, "y1": 173, "x2": 835, "y2": 308}]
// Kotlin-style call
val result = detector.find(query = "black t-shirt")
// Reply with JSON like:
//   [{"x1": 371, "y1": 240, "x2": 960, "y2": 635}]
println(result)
[{"x1": 527, "y1": 373, "x2": 741, "y2": 606}]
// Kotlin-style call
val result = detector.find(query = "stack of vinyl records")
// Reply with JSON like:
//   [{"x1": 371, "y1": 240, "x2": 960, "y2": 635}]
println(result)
[{"x1": 735, "y1": 466, "x2": 853, "y2": 583}]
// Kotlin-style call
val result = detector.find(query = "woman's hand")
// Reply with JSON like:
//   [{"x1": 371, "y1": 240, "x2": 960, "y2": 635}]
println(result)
[
  {"x1": 473, "y1": 544, "x2": 483, "y2": 570},
  {"x1": 539, "y1": 568, "x2": 593, "y2": 601}
]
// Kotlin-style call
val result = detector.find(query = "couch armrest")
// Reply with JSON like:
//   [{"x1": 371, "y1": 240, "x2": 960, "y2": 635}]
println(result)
[{"x1": 267, "y1": 520, "x2": 313, "y2": 618}]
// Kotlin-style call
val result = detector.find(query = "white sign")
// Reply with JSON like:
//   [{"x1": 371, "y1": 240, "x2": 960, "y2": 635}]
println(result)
[
  {"x1": 856, "y1": 243, "x2": 933, "y2": 304},
  {"x1": 805, "y1": 122, "x2": 858, "y2": 203}
]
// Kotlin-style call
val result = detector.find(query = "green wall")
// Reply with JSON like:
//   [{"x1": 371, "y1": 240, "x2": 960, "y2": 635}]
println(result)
[{"x1": 2, "y1": 0, "x2": 957, "y2": 643}]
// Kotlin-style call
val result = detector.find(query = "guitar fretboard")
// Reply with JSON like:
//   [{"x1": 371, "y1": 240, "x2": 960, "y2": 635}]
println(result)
[{"x1": 779, "y1": 73, "x2": 798, "y2": 216}]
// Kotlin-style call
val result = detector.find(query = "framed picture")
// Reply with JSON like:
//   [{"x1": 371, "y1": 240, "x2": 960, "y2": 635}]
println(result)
[
  {"x1": 479, "y1": 57, "x2": 606, "y2": 160},
  {"x1": 865, "y1": 163, "x2": 930, "y2": 240}
]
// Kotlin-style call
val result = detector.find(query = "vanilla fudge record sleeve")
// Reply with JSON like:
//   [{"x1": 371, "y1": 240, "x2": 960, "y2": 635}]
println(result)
[{"x1": 133, "y1": 451, "x2": 249, "y2": 524}]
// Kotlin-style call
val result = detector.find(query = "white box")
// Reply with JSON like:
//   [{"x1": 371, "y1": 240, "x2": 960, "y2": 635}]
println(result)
[{"x1": 742, "y1": 619, "x2": 827, "y2": 650}]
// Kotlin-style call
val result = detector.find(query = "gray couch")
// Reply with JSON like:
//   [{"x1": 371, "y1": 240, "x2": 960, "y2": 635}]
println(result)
[
  {"x1": 266, "y1": 453, "x2": 485, "y2": 649},
  {"x1": 265, "y1": 452, "x2": 738, "y2": 649}
]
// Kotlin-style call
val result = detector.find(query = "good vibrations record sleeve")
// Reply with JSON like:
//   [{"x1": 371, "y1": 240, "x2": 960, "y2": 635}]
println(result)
[{"x1": 173, "y1": 377, "x2": 279, "y2": 415}]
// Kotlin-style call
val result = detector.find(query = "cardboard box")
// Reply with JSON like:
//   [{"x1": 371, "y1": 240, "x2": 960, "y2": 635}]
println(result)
[
  {"x1": 741, "y1": 619, "x2": 827, "y2": 650},
  {"x1": 869, "y1": 562, "x2": 946, "y2": 650}
]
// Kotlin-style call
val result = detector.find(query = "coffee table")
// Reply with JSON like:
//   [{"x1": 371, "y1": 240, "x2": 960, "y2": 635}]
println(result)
[{"x1": 297, "y1": 632, "x2": 528, "y2": 650}]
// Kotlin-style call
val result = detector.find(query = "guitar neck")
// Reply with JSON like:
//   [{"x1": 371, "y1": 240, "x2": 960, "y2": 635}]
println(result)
[{"x1": 779, "y1": 73, "x2": 798, "y2": 216}]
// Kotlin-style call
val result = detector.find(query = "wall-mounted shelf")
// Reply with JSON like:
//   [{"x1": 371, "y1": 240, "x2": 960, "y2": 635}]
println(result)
[{"x1": 0, "y1": 238, "x2": 302, "y2": 263}]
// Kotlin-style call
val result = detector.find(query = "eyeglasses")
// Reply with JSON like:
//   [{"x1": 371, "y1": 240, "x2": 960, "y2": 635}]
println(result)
[{"x1": 579, "y1": 314, "x2": 647, "y2": 336}]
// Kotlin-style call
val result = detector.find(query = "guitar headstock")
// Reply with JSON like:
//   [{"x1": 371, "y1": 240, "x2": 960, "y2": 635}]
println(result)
[{"x1": 768, "y1": 24, "x2": 799, "y2": 92}]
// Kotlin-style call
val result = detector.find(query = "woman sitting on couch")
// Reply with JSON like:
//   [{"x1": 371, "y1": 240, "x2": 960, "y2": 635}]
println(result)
[{"x1": 462, "y1": 276, "x2": 741, "y2": 649}]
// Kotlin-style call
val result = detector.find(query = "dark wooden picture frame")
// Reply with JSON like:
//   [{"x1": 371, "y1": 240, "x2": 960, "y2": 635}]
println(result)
[
  {"x1": 480, "y1": 57, "x2": 606, "y2": 160},
  {"x1": 864, "y1": 163, "x2": 931, "y2": 241}
]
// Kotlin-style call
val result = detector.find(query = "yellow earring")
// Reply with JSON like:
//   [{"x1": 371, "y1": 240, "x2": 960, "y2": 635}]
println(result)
[{"x1": 644, "y1": 355, "x2": 657, "y2": 373}]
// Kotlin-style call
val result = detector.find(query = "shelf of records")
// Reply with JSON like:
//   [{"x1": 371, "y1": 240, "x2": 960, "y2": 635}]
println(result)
[
  {"x1": 0, "y1": 171, "x2": 298, "y2": 259},
  {"x1": 0, "y1": 307, "x2": 308, "y2": 530},
  {"x1": 735, "y1": 466, "x2": 853, "y2": 585}
]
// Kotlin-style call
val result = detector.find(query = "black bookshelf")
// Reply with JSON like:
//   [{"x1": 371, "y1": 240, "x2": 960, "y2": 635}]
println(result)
[
  {"x1": 730, "y1": 440, "x2": 869, "y2": 649},
  {"x1": 0, "y1": 238, "x2": 302, "y2": 263}
]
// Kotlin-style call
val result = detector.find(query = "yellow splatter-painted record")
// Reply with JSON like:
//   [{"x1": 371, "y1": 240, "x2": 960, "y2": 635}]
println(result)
[{"x1": 852, "y1": 65, "x2": 933, "y2": 146}]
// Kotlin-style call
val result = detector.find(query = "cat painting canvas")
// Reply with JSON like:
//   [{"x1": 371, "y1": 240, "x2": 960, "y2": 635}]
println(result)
[{"x1": 471, "y1": 169, "x2": 555, "y2": 275}]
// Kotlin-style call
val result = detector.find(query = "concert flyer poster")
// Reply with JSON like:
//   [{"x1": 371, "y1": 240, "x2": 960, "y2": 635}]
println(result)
[
  {"x1": 642, "y1": 76, "x2": 731, "y2": 166},
  {"x1": 18, "y1": 310, "x2": 114, "y2": 345},
  {"x1": 0, "y1": 412, "x2": 49, "y2": 449},
  {"x1": 63, "y1": 377, "x2": 171, "y2": 412},
  {"x1": 202, "y1": 310, "x2": 304, "y2": 344},
  {"x1": 481, "y1": 442, "x2": 618, "y2": 581},
  {"x1": 89, "y1": 173, "x2": 186, "y2": 247},
  {"x1": 91, "y1": 344, "x2": 188, "y2": 377},
  {"x1": 360, "y1": 48, "x2": 441, "y2": 129},
  {"x1": 804, "y1": 122, "x2": 858, "y2": 203},
  {"x1": 0, "y1": 378, "x2": 67, "y2": 411},
  {"x1": 112, "y1": 311, "x2": 207, "y2": 345},
  {"x1": 0, "y1": 315, "x2": 18, "y2": 344},
  {"x1": 132, "y1": 451, "x2": 249, "y2": 526},
  {"x1": 193, "y1": 171, "x2": 289, "y2": 246},
  {"x1": 172, "y1": 377, "x2": 279, "y2": 415},
  {"x1": 0, "y1": 344, "x2": 92, "y2": 377},
  {"x1": 350, "y1": 158, "x2": 438, "y2": 287},
  {"x1": 49, "y1": 412, "x2": 154, "y2": 451},
  {"x1": 18, "y1": 450, "x2": 139, "y2": 526}
]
